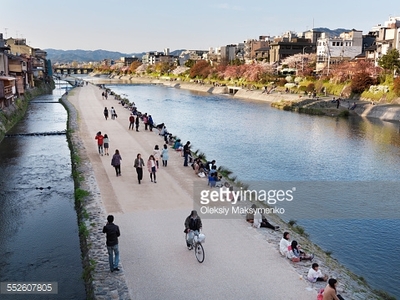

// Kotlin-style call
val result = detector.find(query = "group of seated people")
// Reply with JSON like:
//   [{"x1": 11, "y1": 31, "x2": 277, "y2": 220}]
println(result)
[
  {"x1": 190, "y1": 158, "x2": 222, "y2": 187},
  {"x1": 279, "y1": 231, "x2": 314, "y2": 262},
  {"x1": 279, "y1": 231, "x2": 346, "y2": 299}
]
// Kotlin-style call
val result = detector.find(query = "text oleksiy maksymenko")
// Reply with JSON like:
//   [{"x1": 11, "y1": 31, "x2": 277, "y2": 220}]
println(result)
[{"x1": 199, "y1": 187, "x2": 295, "y2": 205}]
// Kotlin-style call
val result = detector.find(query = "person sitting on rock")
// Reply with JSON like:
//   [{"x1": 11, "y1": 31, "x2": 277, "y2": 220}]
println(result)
[
  {"x1": 253, "y1": 206, "x2": 280, "y2": 230},
  {"x1": 289, "y1": 240, "x2": 314, "y2": 261},
  {"x1": 307, "y1": 263, "x2": 328, "y2": 283}
]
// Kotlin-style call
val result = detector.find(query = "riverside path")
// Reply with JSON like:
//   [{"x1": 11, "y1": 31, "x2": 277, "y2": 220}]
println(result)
[{"x1": 67, "y1": 82, "x2": 316, "y2": 300}]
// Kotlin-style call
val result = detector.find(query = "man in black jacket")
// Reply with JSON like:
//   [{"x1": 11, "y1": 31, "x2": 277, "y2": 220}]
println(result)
[{"x1": 103, "y1": 215, "x2": 121, "y2": 272}]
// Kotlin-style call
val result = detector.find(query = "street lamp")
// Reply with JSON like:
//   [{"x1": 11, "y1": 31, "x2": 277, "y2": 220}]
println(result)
[{"x1": 302, "y1": 46, "x2": 311, "y2": 74}]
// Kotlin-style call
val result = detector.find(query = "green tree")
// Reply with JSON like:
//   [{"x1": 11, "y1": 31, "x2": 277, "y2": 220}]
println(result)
[
  {"x1": 184, "y1": 59, "x2": 195, "y2": 68},
  {"x1": 378, "y1": 49, "x2": 400, "y2": 72}
]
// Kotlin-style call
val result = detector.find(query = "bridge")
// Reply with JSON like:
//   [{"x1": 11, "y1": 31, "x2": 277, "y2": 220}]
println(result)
[{"x1": 53, "y1": 67, "x2": 94, "y2": 75}]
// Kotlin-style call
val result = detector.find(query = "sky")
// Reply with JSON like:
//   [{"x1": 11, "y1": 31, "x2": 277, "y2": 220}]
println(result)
[{"x1": 1, "y1": 0, "x2": 398, "y2": 54}]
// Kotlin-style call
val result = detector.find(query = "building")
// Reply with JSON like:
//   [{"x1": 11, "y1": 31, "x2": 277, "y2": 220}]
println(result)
[
  {"x1": 369, "y1": 17, "x2": 400, "y2": 66},
  {"x1": 0, "y1": 33, "x2": 16, "y2": 109},
  {"x1": 142, "y1": 50, "x2": 177, "y2": 65},
  {"x1": 269, "y1": 32, "x2": 314, "y2": 64},
  {"x1": 121, "y1": 56, "x2": 139, "y2": 67},
  {"x1": 244, "y1": 36, "x2": 271, "y2": 61},
  {"x1": 178, "y1": 50, "x2": 208, "y2": 65},
  {"x1": 316, "y1": 30, "x2": 363, "y2": 71}
]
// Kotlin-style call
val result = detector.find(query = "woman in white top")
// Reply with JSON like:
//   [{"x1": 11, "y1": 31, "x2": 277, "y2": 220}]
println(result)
[
  {"x1": 153, "y1": 145, "x2": 161, "y2": 168},
  {"x1": 147, "y1": 155, "x2": 157, "y2": 183},
  {"x1": 279, "y1": 231, "x2": 291, "y2": 257}
]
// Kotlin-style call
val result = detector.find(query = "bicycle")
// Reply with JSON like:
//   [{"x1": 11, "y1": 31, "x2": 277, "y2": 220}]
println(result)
[{"x1": 185, "y1": 230, "x2": 205, "y2": 263}]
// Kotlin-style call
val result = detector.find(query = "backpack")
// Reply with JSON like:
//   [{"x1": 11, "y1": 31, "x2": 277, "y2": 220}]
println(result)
[{"x1": 317, "y1": 288, "x2": 324, "y2": 300}]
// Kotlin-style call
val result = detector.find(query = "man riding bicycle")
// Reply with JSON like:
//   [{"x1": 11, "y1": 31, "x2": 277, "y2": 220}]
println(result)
[{"x1": 184, "y1": 210, "x2": 202, "y2": 250}]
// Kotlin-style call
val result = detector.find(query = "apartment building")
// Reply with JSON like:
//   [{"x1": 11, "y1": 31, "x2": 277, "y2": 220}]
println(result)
[
  {"x1": 316, "y1": 30, "x2": 363, "y2": 71},
  {"x1": 269, "y1": 32, "x2": 314, "y2": 64},
  {"x1": 369, "y1": 16, "x2": 400, "y2": 65}
]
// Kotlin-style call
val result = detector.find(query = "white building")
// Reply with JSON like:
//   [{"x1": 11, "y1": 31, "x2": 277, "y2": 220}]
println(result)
[
  {"x1": 370, "y1": 16, "x2": 400, "y2": 65},
  {"x1": 316, "y1": 30, "x2": 363, "y2": 72}
]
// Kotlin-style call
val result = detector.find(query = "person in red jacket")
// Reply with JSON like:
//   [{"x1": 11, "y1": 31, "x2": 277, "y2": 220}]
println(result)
[{"x1": 95, "y1": 131, "x2": 104, "y2": 155}]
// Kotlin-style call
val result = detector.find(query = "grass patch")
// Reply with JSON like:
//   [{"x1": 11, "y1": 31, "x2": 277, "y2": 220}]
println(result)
[
  {"x1": 82, "y1": 258, "x2": 96, "y2": 282},
  {"x1": 75, "y1": 188, "x2": 90, "y2": 207},
  {"x1": 373, "y1": 289, "x2": 397, "y2": 300},
  {"x1": 79, "y1": 223, "x2": 89, "y2": 238}
]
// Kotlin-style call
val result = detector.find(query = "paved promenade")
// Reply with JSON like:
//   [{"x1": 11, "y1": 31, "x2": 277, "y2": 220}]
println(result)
[{"x1": 67, "y1": 83, "x2": 316, "y2": 300}]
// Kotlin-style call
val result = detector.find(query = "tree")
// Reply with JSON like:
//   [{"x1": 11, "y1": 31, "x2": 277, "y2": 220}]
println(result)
[
  {"x1": 189, "y1": 60, "x2": 210, "y2": 79},
  {"x1": 378, "y1": 49, "x2": 400, "y2": 72},
  {"x1": 351, "y1": 71, "x2": 376, "y2": 94},
  {"x1": 129, "y1": 61, "x2": 142, "y2": 74},
  {"x1": 185, "y1": 59, "x2": 196, "y2": 68}
]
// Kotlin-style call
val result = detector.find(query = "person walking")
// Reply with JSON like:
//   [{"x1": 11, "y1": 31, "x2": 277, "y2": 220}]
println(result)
[
  {"x1": 183, "y1": 141, "x2": 191, "y2": 166},
  {"x1": 103, "y1": 134, "x2": 110, "y2": 156},
  {"x1": 103, "y1": 215, "x2": 120, "y2": 272},
  {"x1": 110, "y1": 107, "x2": 116, "y2": 120},
  {"x1": 147, "y1": 155, "x2": 157, "y2": 183},
  {"x1": 142, "y1": 113, "x2": 148, "y2": 130},
  {"x1": 161, "y1": 144, "x2": 169, "y2": 167},
  {"x1": 95, "y1": 131, "x2": 104, "y2": 156},
  {"x1": 153, "y1": 145, "x2": 161, "y2": 168},
  {"x1": 148, "y1": 115, "x2": 154, "y2": 131},
  {"x1": 135, "y1": 115, "x2": 140, "y2": 132},
  {"x1": 111, "y1": 149, "x2": 122, "y2": 177},
  {"x1": 103, "y1": 107, "x2": 109, "y2": 120},
  {"x1": 129, "y1": 114, "x2": 135, "y2": 130},
  {"x1": 133, "y1": 153, "x2": 145, "y2": 184}
]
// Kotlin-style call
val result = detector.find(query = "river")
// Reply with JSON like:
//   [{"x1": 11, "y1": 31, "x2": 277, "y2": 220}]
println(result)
[
  {"x1": 107, "y1": 83, "x2": 400, "y2": 298},
  {"x1": 0, "y1": 82, "x2": 86, "y2": 299}
]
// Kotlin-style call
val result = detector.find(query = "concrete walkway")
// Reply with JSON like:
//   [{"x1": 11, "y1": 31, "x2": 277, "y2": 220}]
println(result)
[{"x1": 68, "y1": 83, "x2": 316, "y2": 300}]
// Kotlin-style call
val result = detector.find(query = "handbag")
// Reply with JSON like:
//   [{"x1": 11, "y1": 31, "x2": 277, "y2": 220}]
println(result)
[{"x1": 292, "y1": 257, "x2": 300, "y2": 262}]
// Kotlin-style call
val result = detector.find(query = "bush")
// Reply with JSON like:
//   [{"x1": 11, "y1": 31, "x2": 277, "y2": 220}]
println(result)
[
  {"x1": 306, "y1": 83, "x2": 315, "y2": 93},
  {"x1": 351, "y1": 72, "x2": 376, "y2": 94},
  {"x1": 277, "y1": 78, "x2": 287, "y2": 87}
]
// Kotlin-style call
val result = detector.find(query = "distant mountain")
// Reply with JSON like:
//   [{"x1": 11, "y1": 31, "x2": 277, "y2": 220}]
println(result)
[
  {"x1": 313, "y1": 27, "x2": 352, "y2": 37},
  {"x1": 45, "y1": 48, "x2": 187, "y2": 63},
  {"x1": 45, "y1": 49, "x2": 145, "y2": 63}
]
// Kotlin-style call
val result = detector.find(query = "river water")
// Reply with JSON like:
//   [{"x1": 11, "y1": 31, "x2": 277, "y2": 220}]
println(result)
[
  {"x1": 108, "y1": 83, "x2": 400, "y2": 298},
  {"x1": 0, "y1": 83, "x2": 86, "y2": 299}
]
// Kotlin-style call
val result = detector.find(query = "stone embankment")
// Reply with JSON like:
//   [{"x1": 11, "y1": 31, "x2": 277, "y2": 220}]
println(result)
[{"x1": 60, "y1": 92, "x2": 130, "y2": 300}]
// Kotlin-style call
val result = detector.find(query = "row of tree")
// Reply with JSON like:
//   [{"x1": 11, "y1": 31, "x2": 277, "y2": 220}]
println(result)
[{"x1": 95, "y1": 49, "x2": 400, "y2": 98}]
